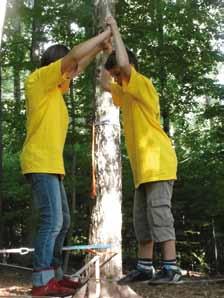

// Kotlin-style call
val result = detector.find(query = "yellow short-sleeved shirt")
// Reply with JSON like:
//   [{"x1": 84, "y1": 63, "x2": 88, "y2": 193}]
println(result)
[
  {"x1": 110, "y1": 66, "x2": 177, "y2": 188},
  {"x1": 20, "y1": 59, "x2": 69, "y2": 175}
]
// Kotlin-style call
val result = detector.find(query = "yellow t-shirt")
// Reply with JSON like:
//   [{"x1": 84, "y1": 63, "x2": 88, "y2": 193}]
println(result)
[
  {"x1": 20, "y1": 59, "x2": 69, "y2": 175},
  {"x1": 110, "y1": 67, "x2": 177, "y2": 188}
]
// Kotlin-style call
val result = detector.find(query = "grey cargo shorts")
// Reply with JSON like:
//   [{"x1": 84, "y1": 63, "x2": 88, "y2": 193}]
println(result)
[{"x1": 133, "y1": 180, "x2": 176, "y2": 243}]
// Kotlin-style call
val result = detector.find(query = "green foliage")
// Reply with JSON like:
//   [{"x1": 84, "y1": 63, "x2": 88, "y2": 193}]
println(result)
[{"x1": 1, "y1": 151, "x2": 31, "y2": 246}]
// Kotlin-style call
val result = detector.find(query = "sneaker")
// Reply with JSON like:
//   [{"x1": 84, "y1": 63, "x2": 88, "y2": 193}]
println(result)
[
  {"x1": 31, "y1": 278, "x2": 76, "y2": 297},
  {"x1": 58, "y1": 276, "x2": 82, "y2": 289},
  {"x1": 117, "y1": 267, "x2": 155, "y2": 285},
  {"x1": 149, "y1": 267, "x2": 182, "y2": 284}
]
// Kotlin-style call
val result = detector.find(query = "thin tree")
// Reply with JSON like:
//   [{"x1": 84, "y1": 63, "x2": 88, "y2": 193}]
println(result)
[
  {"x1": 80, "y1": 1, "x2": 141, "y2": 297},
  {"x1": 0, "y1": 0, "x2": 7, "y2": 48},
  {"x1": 0, "y1": 60, "x2": 3, "y2": 248},
  {"x1": 89, "y1": 0, "x2": 122, "y2": 278},
  {"x1": 24, "y1": 0, "x2": 42, "y2": 259},
  {"x1": 0, "y1": 0, "x2": 7, "y2": 248}
]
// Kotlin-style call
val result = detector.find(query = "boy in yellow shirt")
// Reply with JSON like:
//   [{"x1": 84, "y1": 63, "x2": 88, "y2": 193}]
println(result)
[
  {"x1": 101, "y1": 16, "x2": 182, "y2": 284},
  {"x1": 21, "y1": 27, "x2": 112, "y2": 296}
]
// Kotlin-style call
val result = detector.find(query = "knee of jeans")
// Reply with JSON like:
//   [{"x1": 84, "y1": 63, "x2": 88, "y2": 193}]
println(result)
[{"x1": 53, "y1": 216, "x2": 63, "y2": 233}]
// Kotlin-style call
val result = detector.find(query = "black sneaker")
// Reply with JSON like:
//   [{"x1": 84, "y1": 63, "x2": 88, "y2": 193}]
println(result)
[
  {"x1": 117, "y1": 267, "x2": 155, "y2": 285},
  {"x1": 149, "y1": 267, "x2": 182, "y2": 285}
]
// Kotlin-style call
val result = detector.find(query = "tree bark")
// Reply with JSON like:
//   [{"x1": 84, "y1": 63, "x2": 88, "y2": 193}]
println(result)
[
  {"x1": 13, "y1": 0, "x2": 21, "y2": 112},
  {"x1": 64, "y1": 83, "x2": 77, "y2": 272},
  {"x1": 0, "y1": 0, "x2": 7, "y2": 248},
  {"x1": 0, "y1": 62, "x2": 3, "y2": 248},
  {"x1": 89, "y1": 0, "x2": 122, "y2": 276},
  {"x1": 23, "y1": 0, "x2": 42, "y2": 263},
  {"x1": 79, "y1": 1, "x2": 142, "y2": 297},
  {"x1": 0, "y1": 0, "x2": 7, "y2": 48},
  {"x1": 30, "y1": 0, "x2": 41, "y2": 68},
  {"x1": 156, "y1": 0, "x2": 170, "y2": 135}
]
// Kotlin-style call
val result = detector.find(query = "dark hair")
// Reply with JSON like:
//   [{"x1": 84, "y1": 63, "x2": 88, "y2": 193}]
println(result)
[
  {"x1": 105, "y1": 49, "x2": 139, "y2": 71},
  {"x1": 40, "y1": 44, "x2": 70, "y2": 67}
]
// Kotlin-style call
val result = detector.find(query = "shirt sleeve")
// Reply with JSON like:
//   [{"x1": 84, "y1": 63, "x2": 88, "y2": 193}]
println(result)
[
  {"x1": 37, "y1": 59, "x2": 64, "y2": 93},
  {"x1": 122, "y1": 66, "x2": 159, "y2": 114},
  {"x1": 25, "y1": 59, "x2": 66, "y2": 111},
  {"x1": 25, "y1": 59, "x2": 64, "y2": 97},
  {"x1": 110, "y1": 83, "x2": 124, "y2": 108}
]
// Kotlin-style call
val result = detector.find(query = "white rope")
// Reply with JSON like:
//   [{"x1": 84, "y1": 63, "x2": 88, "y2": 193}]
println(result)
[{"x1": 0, "y1": 243, "x2": 113, "y2": 255}]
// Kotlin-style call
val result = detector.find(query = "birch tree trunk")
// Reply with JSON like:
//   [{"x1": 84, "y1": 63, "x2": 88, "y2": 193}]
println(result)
[
  {"x1": 89, "y1": 0, "x2": 122, "y2": 277},
  {"x1": 64, "y1": 83, "x2": 77, "y2": 272},
  {"x1": 0, "y1": 0, "x2": 6, "y2": 249},
  {"x1": 13, "y1": 0, "x2": 21, "y2": 136},
  {"x1": 0, "y1": 62, "x2": 3, "y2": 248},
  {"x1": 0, "y1": 0, "x2": 7, "y2": 48},
  {"x1": 76, "y1": 1, "x2": 142, "y2": 297},
  {"x1": 156, "y1": 0, "x2": 170, "y2": 135},
  {"x1": 24, "y1": 0, "x2": 42, "y2": 261},
  {"x1": 30, "y1": 0, "x2": 41, "y2": 68}
]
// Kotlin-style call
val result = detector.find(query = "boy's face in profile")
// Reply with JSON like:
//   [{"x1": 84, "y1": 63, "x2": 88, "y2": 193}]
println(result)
[{"x1": 109, "y1": 66, "x2": 123, "y2": 86}]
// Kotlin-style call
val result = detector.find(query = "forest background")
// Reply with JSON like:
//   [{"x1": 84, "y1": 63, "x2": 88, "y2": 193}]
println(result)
[{"x1": 0, "y1": 0, "x2": 223, "y2": 275}]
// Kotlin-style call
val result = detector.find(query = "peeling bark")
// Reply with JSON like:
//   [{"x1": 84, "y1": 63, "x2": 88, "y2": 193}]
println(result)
[
  {"x1": 0, "y1": 61, "x2": 3, "y2": 248},
  {"x1": 81, "y1": 1, "x2": 142, "y2": 297},
  {"x1": 89, "y1": 46, "x2": 123, "y2": 279}
]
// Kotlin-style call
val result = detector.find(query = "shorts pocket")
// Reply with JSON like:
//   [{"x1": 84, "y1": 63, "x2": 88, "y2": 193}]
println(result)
[{"x1": 151, "y1": 198, "x2": 174, "y2": 227}]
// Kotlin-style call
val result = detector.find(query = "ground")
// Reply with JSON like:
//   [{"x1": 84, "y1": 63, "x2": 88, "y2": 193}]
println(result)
[{"x1": 1, "y1": 267, "x2": 224, "y2": 297}]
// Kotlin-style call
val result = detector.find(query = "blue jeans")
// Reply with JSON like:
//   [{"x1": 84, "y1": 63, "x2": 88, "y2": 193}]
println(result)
[{"x1": 28, "y1": 173, "x2": 71, "y2": 287}]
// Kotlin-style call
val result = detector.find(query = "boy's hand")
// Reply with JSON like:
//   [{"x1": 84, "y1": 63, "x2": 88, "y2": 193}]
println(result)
[
  {"x1": 104, "y1": 25, "x2": 112, "y2": 36},
  {"x1": 105, "y1": 16, "x2": 118, "y2": 29},
  {"x1": 100, "y1": 38, "x2": 113, "y2": 54}
]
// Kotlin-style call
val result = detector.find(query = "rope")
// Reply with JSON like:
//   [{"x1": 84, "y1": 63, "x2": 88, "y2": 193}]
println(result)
[
  {"x1": 0, "y1": 243, "x2": 113, "y2": 255},
  {"x1": 90, "y1": 122, "x2": 97, "y2": 199}
]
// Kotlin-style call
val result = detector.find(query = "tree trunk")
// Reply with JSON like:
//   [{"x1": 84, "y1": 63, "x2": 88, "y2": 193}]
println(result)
[
  {"x1": 30, "y1": 0, "x2": 41, "y2": 68},
  {"x1": 13, "y1": 0, "x2": 21, "y2": 115},
  {"x1": 0, "y1": 1, "x2": 7, "y2": 248},
  {"x1": 156, "y1": 0, "x2": 170, "y2": 135},
  {"x1": 0, "y1": 62, "x2": 3, "y2": 248},
  {"x1": 79, "y1": 1, "x2": 142, "y2": 297},
  {"x1": 23, "y1": 0, "x2": 42, "y2": 263},
  {"x1": 0, "y1": 0, "x2": 7, "y2": 48},
  {"x1": 90, "y1": 0, "x2": 122, "y2": 277},
  {"x1": 64, "y1": 83, "x2": 77, "y2": 272}
]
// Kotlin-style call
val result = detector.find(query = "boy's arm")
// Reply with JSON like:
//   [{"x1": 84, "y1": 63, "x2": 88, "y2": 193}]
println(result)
[
  {"x1": 61, "y1": 27, "x2": 111, "y2": 76},
  {"x1": 75, "y1": 38, "x2": 113, "y2": 76},
  {"x1": 106, "y1": 16, "x2": 131, "y2": 81},
  {"x1": 71, "y1": 46, "x2": 101, "y2": 77}
]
